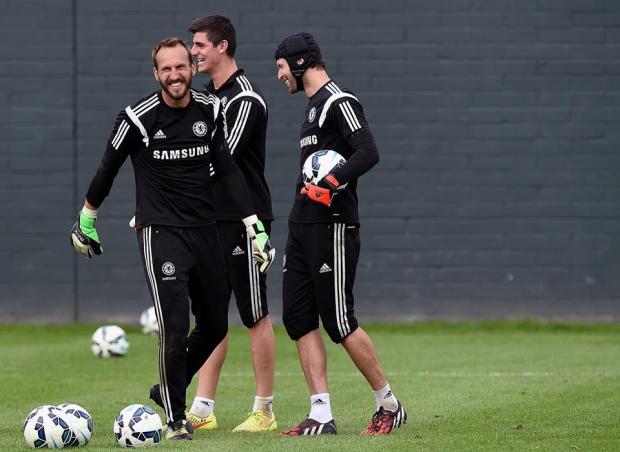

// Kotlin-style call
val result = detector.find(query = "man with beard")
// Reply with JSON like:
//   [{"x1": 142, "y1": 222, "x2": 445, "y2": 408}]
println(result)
[
  {"x1": 274, "y1": 33, "x2": 407, "y2": 436},
  {"x1": 70, "y1": 37, "x2": 275, "y2": 441}
]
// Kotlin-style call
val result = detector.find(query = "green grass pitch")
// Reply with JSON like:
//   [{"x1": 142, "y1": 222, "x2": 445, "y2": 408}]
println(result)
[{"x1": 1, "y1": 322, "x2": 619, "y2": 450}]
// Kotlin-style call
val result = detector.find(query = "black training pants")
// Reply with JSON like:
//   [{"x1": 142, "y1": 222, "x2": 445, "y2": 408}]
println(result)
[{"x1": 138, "y1": 224, "x2": 229, "y2": 424}]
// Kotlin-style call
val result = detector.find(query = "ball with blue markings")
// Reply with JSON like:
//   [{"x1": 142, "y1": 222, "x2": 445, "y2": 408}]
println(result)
[
  {"x1": 113, "y1": 404, "x2": 162, "y2": 448},
  {"x1": 57, "y1": 403, "x2": 93, "y2": 445},
  {"x1": 23, "y1": 406, "x2": 77, "y2": 449},
  {"x1": 91, "y1": 325, "x2": 129, "y2": 358},
  {"x1": 302, "y1": 150, "x2": 348, "y2": 190}
]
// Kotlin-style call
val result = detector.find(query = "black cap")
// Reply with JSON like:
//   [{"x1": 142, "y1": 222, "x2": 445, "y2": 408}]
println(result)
[{"x1": 274, "y1": 32, "x2": 322, "y2": 74}]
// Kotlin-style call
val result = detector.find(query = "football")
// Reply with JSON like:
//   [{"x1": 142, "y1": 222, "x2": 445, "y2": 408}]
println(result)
[
  {"x1": 302, "y1": 150, "x2": 348, "y2": 189},
  {"x1": 57, "y1": 403, "x2": 93, "y2": 445},
  {"x1": 23, "y1": 405, "x2": 56, "y2": 431},
  {"x1": 139, "y1": 306, "x2": 159, "y2": 335},
  {"x1": 113, "y1": 404, "x2": 163, "y2": 448},
  {"x1": 23, "y1": 406, "x2": 78, "y2": 449},
  {"x1": 91, "y1": 325, "x2": 129, "y2": 358}
]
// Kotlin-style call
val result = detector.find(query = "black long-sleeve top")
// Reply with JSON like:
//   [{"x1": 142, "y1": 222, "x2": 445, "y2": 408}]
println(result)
[
  {"x1": 291, "y1": 80, "x2": 380, "y2": 224},
  {"x1": 86, "y1": 89, "x2": 254, "y2": 228}
]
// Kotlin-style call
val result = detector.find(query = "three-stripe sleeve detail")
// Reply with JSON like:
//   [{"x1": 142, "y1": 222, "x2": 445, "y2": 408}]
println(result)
[
  {"x1": 338, "y1": 101, "x2": 362, "y2": 132},
  {"x1": 325, "y1": 81, "x2": 361, "y2": 132},
  {"x1": 236, "y1": 75, "x2": 252, "y2": 91},
  {"x1": 111, "y1": 120, "x2": 130, "y2": 150},
  {"x1": 125, "y1": 106, "x2": 150, "y2": 147},
  {"x1": 133, "y1": 94, "x2": 159, "y2": 117},
  {"x1": 318, "y1": 88, "x2": 360, "y2": 128},
  {"x1": 227, "y1": 100, "x2": 252, "y2": 154},
  {"x1": 117, "y1": 95, "x2": 159, "y2": 149}
]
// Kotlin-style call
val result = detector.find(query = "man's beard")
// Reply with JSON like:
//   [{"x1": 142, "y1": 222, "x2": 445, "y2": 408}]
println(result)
[
  {"x1": 286, "y1": 76, "x2": 298, "y2": 94},
  {"x1": 161, "y1": 77, "x2": 191, "y2": 100}
]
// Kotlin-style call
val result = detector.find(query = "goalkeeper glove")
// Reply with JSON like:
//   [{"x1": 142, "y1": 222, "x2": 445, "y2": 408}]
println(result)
[
  {"x1": 301, "y1": 174, "x2": 341, "y2": 207},
  {"x1": 70, "y1": 208, "x2": 103, "y2": 259},
  {"x1": 244, "y1": 216, "x2": 276, "y2": 273}
]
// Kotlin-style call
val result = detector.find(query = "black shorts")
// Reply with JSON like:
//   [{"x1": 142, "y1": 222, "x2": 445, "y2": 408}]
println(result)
[
  {"x1": 282, "y1": 222, "x2": 359, "y2": 343},
  {"x1": 217, "y1": 221, "x2": 270, "y2": 328}
]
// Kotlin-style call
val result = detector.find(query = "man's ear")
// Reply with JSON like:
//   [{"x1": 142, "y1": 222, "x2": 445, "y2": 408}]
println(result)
[{"x1": 219, "y1": 40, "x2": 229, "y2": 55}]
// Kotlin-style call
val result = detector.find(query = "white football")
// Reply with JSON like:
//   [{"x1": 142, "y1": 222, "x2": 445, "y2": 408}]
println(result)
[
  {"x1": 139, "y1": 306, "x2": 159, "y2": 335},
  {"x1": 23, "y1": 406, "x2": 78, "y2": 448},
  {"x1": 57, "y1": 403, "x2": 93, "y2": 445},
  {"x1": 114, "y1": 404, "x2": 163, "y2": 448},
  {"x1": 302, "y1": 150, "x2": 348, "y2": 189},
  {"x1": 91, "y1": 325, "x2": 129, "y2": 358},
  {"x1": 23, "y1": 405, "x2": 56, "y2": 431}
]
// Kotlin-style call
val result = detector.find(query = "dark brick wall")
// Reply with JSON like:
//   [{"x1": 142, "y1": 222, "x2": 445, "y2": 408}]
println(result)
[{"x1": 1, "y1": 0, "x2": 619, "y2": 322}]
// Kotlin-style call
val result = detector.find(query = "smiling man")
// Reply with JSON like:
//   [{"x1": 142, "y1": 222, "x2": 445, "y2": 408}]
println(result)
[
  {"x1": 70, "y1": 37, "x2": 274, "y2": 441},
  {"x1": 179, "y1": 15, "x2": 277, "y2": 434},
  {"x1": 275, "y1": 32, "x2": 407, "y2": 436}
]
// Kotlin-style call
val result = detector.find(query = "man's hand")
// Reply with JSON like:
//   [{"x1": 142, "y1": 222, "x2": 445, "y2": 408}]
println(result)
[
  {"x1": 301, "y1": 174, "x2": 341, "y2": 207},
  {"x1": 70, "y1": 209, "x2": 103, "y2": 259},
  {"x1": 244, "y1": 217, "x2": 276, "y2": 273}
]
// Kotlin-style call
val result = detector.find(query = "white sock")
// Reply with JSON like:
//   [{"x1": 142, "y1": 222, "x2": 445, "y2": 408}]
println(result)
[
  {"x1": 253, "y1": 396, "x2": 273, "y2": 416},
  {"x1": 309, "y1": 393, "x2": 333, "y2": 423},
  {"x1": 190, "y1": 397, "x2": 215, "y2": 418},
  {"x1": 373, "y1": 383, "x2": 398, "y2": 411}
]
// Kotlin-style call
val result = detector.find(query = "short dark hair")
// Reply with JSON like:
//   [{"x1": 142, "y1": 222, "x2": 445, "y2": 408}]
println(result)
[
  {"x1": 189, "y1": 15, "x2": 237, "y2": 57},
  {"x1": 152, "y1": 37, "x2": 192, "y2": 69},
  {"x1": 310, "y1": 60, "x2": 327, "y2": 70}
]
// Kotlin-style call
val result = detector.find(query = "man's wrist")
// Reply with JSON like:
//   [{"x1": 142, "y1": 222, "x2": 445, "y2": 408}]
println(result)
[
  {"x1": 324, "y1": 174, "x2": 340, "y2": 189},
  {"x1": 81, "y1": 205, "x2": 98, "y2": 218},
  {"x1": 242, "y1": 214, "x2": 259, "y2": 229}
]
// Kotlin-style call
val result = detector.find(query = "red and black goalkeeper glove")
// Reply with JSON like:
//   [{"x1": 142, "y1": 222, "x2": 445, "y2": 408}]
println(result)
[{"x1": 301, "y1": 174, "x2": 341, "y2": 207}]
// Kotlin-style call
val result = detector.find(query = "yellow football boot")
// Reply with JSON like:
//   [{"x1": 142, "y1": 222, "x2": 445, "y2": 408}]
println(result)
[
  {"x1": 185, "y1": 411, "x2": 217, "y2": 431},
  {"x1": 232, "y1": 411, "x2": 277, "y2": 432}
]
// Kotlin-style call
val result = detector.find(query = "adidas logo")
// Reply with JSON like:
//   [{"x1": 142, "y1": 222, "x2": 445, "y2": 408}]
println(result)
[
  {"x1": 200, "y1": 400, "x2": 212, "y2": 406},
  {"x1": 319, "y1": 263, "x2": 332, "y2": 273},
  {"x1": 153, "y1": 129, "x2": 166, "y2": 139},
  {"x1": 232, "y1": 246, "x2": 245, "y2": 256},
  {"x1": 384, "y1": 390, "x2": 393, "y2": 399},
  {"x1": 312, "y1": 399, "x2": 327, "y2": 405}
]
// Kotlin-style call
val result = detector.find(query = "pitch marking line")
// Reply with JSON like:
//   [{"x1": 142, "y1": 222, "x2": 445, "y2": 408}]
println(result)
[{"x1": 215, "y1": 371, "x2": 593, "y2": 379}]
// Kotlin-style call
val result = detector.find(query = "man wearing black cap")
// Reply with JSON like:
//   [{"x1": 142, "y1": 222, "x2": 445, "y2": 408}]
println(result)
[{"x1": 275, "y1": 33, "x2": 408, "y2": 436}]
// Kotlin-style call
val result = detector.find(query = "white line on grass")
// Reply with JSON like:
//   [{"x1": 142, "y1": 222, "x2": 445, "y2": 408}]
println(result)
[{"x1": 217, "y1": 371, "x2": 573, "y2": 379}]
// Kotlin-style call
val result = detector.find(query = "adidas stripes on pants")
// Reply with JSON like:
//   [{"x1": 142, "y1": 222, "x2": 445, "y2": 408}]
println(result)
[
  {"x1": 138, "y1": 224, "x2": 229, "y2": 424},
  {"x1": 216, "y1": 221, "x2": 270, "y2": 328},
  {"x1": 282, "y1": 222, "x2": 359, "y2": 343}
]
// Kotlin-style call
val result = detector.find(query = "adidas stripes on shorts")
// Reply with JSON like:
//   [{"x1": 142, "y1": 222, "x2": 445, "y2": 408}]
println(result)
[
  {"x1": 217, "y1": 221, "x2": 270, "y2": 328},
  {"x1": 282, "y1": 222, "x2": 359, "y2": 343}
]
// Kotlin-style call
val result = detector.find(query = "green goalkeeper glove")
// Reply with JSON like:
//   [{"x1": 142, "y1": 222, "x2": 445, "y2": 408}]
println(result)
[
  {"x1": 244, "y1": 216, "x2": 275, "y2": 273},
  {"x1": 70, "y1": 209, "x2": 103, "y2": 259}
]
